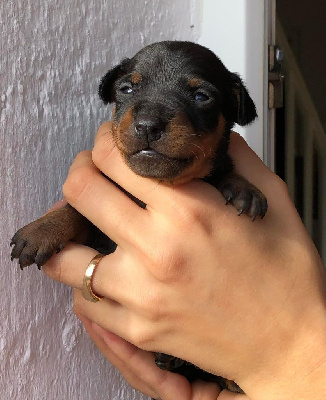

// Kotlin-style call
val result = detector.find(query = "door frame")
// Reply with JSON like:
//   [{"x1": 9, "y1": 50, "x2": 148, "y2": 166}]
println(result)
[{"x1": 198, "y1": 0, "x2": 275, "y2": 168}]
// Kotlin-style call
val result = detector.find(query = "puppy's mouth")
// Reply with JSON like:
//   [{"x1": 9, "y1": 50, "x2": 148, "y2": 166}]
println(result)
[{"x1": 125, "y1": 148, "x2": 193, "y2": 180}]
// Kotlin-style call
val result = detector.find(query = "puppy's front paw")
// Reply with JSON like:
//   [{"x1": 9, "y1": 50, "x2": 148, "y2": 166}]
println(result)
[
  {"x1": 10, "y1": 218, "x2": 67, "y2": 270},
  {"x1": 10, "y1": 205, "x2": 89, "y2": 269},
  {"x1": 154, "y1": 352, "x2": 185, "y2": 370},
  {"x1": 219, "y1": 173, "x2": 268, "y2": 220}
]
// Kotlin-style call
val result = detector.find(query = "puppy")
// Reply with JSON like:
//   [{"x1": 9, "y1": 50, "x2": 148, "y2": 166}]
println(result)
[{"x1": 11, "y1": 41, "x2": 268, "y2": 394}]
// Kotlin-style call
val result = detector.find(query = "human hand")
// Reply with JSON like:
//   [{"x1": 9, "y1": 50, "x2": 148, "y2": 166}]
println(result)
[
  {"x1": 42, "y1": 195, "x2": 244, "y2": 399},
  {"x1": 43, "y1": 122, "x2": 326, "y2": 400}
]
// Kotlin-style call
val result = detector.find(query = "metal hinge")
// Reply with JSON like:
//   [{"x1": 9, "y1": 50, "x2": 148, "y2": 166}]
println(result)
[{"x1": 268, "y1": 45, "x2": 284, "y2": 109}]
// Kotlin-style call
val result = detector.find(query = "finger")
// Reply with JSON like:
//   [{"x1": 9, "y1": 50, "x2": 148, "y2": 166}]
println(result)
[
  {"x1": 73, "y1": 289, "x2": 136, "y2": 342},
  {"x1": 229, "y1": 133, "x2": 282, "y2": 195},
  {"x1": 92, "y1": 323, "x2": 193, "y2": 400},
  {"x1": 72, "y1": 140, "x2": 232, "y2": 247},
  {"x1": 229, "y1": 132, "x2": 270, "y2": 174},
  {"x1": 94, "y1": 121, "x2": 113, "y2": 145},
  {"x1": 92, "y1": 123, "x2": 195, "y2": 211},
  {"x1": 92, "y1": 124, "x2": 282, "y2": 217},
  {"x1": 42, "y1": 243, "x2": 98, "y2": 289},
  {"x1": 67, "y1": 150, "x2": 93, "y2": 173},
  {"x1": 78, "y1": 314, "x2": 158, "y2": 399},
  {"x1": 84, "y1": 314, "x2": 227, "y2": 400},
  {"x1": 191, "y1": 380, "x2": 222, "y2": 399},
  {"x1": 92, "y1": 126, "x2": 243, "y2": 232},
  {"x1": 63, "y1": 150, "x2": 151, "y2": 248},
  {"x1": 74, "y1": 287, "x2": 164, "y2": 351},
  {"x1": 217, "y1": 390, "x2": 247, "y2": 399},
  {"x1": 46, "y1": 199, "x2": 67, "y2": 214},
  {"x1": 42, "y1": 243, "x2": 157, "y2": 312},
  {"x1": 229, "y1": 133, "x2": 305, "y2": 225}
]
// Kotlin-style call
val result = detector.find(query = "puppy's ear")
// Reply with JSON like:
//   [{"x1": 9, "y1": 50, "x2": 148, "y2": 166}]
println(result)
[
  {"x1": 231, "y1": 73, "x2": 257, "y2": 126},
  {"x1": 99, "y1": 58, "x2": 131, "y2": 104}
]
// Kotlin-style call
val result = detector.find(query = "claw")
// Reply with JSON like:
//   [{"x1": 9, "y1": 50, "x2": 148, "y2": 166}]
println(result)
[{"x1": 56, "y1": 244, "x2": 64, "y2": 254}]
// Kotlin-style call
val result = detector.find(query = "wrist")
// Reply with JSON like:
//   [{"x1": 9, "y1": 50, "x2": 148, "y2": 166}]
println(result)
[
  {"x1": 250, "y1": 360, "x2": 326, "y2": 400},
  {"x1": 245, "y1": 301, "x2": 326, "y2": 400}
]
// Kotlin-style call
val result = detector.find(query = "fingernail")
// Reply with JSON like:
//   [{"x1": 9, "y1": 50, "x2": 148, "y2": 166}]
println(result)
[{"x1": 46, "y1": 199, "x2": 67, "y2": 214}]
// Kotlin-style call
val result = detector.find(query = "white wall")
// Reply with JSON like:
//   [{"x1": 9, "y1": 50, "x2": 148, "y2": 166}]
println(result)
[
  {"x1": 0, "y1": 1, "x2": 199, "y2": 399},
  {"x1": 198, "y1": 0, "x2": 267, "y2": 159}
]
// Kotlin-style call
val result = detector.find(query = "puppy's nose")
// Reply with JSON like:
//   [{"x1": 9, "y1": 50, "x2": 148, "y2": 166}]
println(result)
[{"x1": 134, "y1": 117, "x2": 165, "y2": 143}]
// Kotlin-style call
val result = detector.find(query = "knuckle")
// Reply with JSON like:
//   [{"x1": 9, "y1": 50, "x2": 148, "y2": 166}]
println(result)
[
  {"x1": 149, "y1": 242, "x2": 186, "y2": 284},
  {"x1": 72, "y1": 293, "x2": 83, "y2": 316},
  {"x1": 96, "y1": 122, "x2": 113, "y2": 140},
  {"x1": 174, "y1": 201, "x2": 210, "y2": 233},
  {"x1": 174, "y1": 201, "x2": 196, "y2": 224},
  {"x1": 270, "y1": 175, "x2": 292, "y2": 201},
  {"x1": 72, "y1": 303, "x2": 80, "y2": 316},
  {"x1": 151, "y1": 368, "x2": 170, "y2": 392},
  {"x1": 75, "y1": 149, "x2": 92, "y2": 161},
  {"x1": 129, "y1": 324, "x2": 153, "y2": 349},
  {"x1": 92, "y1": 131, "x2": 115, "y2": 171},
  {"x1": 276, "y1": 176, "x2": 289, "y2": 193},
  {"x1": 42, "y1": 252, "x2": 65, "y2": 283},
  {"x1": 63, "y1": 164, "x2": 96, "y2": 203}
]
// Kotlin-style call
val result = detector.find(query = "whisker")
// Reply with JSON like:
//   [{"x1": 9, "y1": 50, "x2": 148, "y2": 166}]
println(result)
[
  {"x1": 190, "y1": 143, "x2": 206, "y2": 158},
  {"x1": 190, "y1": 150, "x2": 199, "y2": 160}
]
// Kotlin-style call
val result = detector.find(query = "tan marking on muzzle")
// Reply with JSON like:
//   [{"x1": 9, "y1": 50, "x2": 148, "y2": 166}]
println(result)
[
  {"x1": 113, "y1": 106, "x2": 136, "y2": 155},
  {"x1": 167, "y1": 113, "x2": 227, "y2": 185}
]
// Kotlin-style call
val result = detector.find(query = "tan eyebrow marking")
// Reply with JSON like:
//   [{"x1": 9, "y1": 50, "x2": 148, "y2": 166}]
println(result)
[
  {"x1": 188, "y1": 77, "x2": 203, "y2": 87},
  {"x1": 131, "y1": 72, "x2": 142, "y2": 84}
]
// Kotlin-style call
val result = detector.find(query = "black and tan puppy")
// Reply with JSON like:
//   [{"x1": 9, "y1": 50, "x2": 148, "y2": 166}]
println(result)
[{"x1": 11, "y1": 41, "x2": 267, "y2": 394}]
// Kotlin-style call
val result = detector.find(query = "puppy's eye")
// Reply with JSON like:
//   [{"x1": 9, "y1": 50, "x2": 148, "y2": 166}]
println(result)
[
  {"x1": 119, "y1": 84, "x2": 133, "y2": 94},
  {"x1": 194, "y1": 90, "x2": 211, "y2": 103}
]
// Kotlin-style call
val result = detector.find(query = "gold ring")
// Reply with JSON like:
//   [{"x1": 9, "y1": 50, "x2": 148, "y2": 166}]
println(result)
[{"x1": 82, "y1": 253, "x2": 105, "y2": 302}]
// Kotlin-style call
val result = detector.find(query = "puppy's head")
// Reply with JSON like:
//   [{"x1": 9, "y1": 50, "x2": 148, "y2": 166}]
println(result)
[{"x1": 99, "y1": 41, "x2": 257, "y2": 184}]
